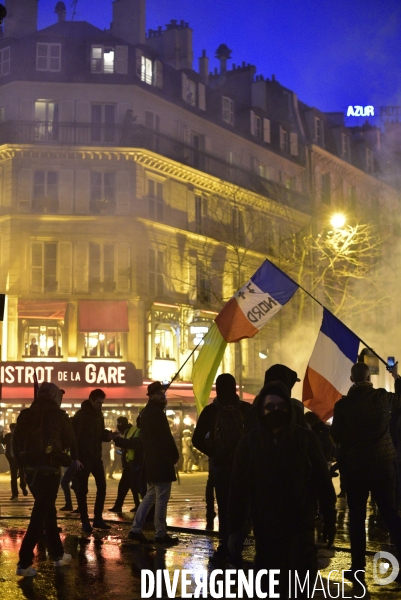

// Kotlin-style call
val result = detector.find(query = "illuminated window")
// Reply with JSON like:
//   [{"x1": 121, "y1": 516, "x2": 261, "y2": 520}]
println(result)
[
  {"x1": 148, "y1": 179, "x2": 164, "y2": 221},
  {"x1": 149, "y1": 249, "x2": 164, "y2": 297},
  {"x1": 91, "y1": 45, "x2": 115, "y2": 73},
  {"x1": 154, "y1": 328, "x2": 174, "y2": 359},
  {"x1": 222, "y1": 97, "x2": 234, "y2": 125},
  {"x1": 35, "y1": 100, "x2": 59, "y2": 141},
  {"x1": 23, "y1": 324, "x2": 63, "y2": 357},
  {"x1": 141, "y1": 56, "x2": 153, "y2": 85},
  {"x1": 33, "y1": 171, "x2": 59, "y2": 213},
  {"x1": 0, "y1": 47, "x2": 10, "y2": 76},
  {"x1": 84, "y1": 332, "x2": 121, "y2": 358},
  {"x1": 36, "y1": 43, "x2": 61, "y2": 71}
]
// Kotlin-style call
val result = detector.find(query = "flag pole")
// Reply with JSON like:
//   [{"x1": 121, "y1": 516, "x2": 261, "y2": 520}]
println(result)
[{"x1": 297, "y1": 283, "x2": 387, "y2": 367}]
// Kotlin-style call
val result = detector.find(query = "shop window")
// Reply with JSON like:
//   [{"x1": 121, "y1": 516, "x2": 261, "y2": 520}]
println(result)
[
  {"x1": 154, "y1": 328, "x2": 174, "y2": 359},
  {"x1": 84, "y1": 331, "x2": 122, "y2": 357},
  {"x1": 23, "y1": 324, "x2": 63, "y2": 357}
]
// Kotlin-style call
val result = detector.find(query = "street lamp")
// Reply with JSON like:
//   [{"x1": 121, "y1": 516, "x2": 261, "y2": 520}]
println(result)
[{"x1": 330, "y1": 213, "x2": 346, "y2": 229}]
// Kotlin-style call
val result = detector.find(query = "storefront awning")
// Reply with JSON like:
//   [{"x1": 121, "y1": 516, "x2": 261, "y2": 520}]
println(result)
[
  {"x1": 78, "y1": 301, "x2": 129, "y2": 332},
  {"x1": 18, "y1": 300, "x2": 67, "y2": 320}
]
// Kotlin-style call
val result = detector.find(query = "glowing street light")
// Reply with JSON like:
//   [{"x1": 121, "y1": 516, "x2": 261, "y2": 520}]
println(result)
[{"x1": 330, "y1": 213, "x2": 346, "y2": 229}]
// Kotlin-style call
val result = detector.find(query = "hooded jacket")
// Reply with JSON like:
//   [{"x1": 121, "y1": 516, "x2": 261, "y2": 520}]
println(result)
[
  {"x1": 140, "y1": 400, "x2": 179, "y2": 482},
  {"x1": 72, "y1": 399, "x2": 110, "y2": 462},
  {"x1": 331, "y1": 379, "x2": 401, "y2": 470},
  {"x1": 227, "y1": 381, "x2": 336, "y2": 542},
  {"x1": 13, "y1": 392, "x2": 77, "y2": 468}
]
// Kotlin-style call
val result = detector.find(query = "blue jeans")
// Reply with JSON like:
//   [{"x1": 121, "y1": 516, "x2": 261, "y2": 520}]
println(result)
[{"x1": 130, "y1": 482, "x2": 171, "y2": 537}]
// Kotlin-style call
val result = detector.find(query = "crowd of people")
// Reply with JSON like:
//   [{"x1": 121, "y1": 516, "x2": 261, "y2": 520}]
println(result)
[{"x1": 2, "y1": 358, "x2": 401, "y2": 594}]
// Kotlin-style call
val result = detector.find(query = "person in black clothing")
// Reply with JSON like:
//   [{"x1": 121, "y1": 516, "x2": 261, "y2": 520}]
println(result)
[
  {"x1": 228, "y1": 381, "x2": 336, "y2": 597},
  {"x1": 331, "y1": 361, "x2": 401, "y2": 584},
  {"x1": 13, "y1": 382, "x2": 79, "y2": 577},
  {"x1": 245, "y1": 364, "x2": 307, "y2": 432},
  {"x1": 72, "y1": 389, "x2": 113, "y2": 533},
  {"x1": 109, "y1": 415, "x2": 142, "y2": 513},
  {"x1": 128, "y1": 381, "x2": 180, "y2": 546},
  {"x1": 192, "y1": 373, "x2": 251, "y2": 566},
  {"x1": 0, "y1": 423, "x2": 28, "y2": 500}
]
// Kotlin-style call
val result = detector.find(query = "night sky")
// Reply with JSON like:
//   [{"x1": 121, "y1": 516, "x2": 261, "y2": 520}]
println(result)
[{"x1": 33, "y1": 0, "x2": 401, "y2": 125}]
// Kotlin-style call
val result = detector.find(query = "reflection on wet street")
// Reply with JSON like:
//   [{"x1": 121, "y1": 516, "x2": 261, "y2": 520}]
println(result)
[{"x1": 0, "y1": 473, "x2": 400, "y2": 598}]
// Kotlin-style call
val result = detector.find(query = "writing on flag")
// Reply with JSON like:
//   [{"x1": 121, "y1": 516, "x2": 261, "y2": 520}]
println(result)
[{"x1": 215, "y1": 260, "x2": 299, "y2": 343}]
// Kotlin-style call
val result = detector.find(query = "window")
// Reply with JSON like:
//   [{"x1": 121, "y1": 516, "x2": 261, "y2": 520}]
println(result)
[
  {"x1": 36, "y1": 43, "x2": 61, "y2": 72},
  {"x1": 84, "y1": 331, "x2": 121, "y2": 358},
  {"x1": 89, "y1": 243, "x2": 115, "y2": 292},
  {"x1": 23, "y1": 324, "x2": 63, "y2": 357},
  {"x1": 91, "y1": 45, "x2": 114, "y2": 73},
  {"x1": 154, "y1": 328, "x2": 174, "y2": 359},
  {"x1": 254, "y1": 115, "x2": 262, "y2": 138},
  {"x1": 182, "y1": 74, "x2": 197, "y2": 106},
  {"x1": 197, "y1": 260, "x2": 211, "y2": 304},
  {"x1": 366, "y1": 148, "x2": 373, "y2": 172},
  {"x1": 0, "y1": 47, "x2": 10, "y2": 76},
  {"x1": 91, "y1": 104, "x2": 115, "y2": 143},
  {"x1": 148, "y1": 179, "x2": 164, "y2": 221},
  {"x1": 315, "y1": 117, "x2": 324, "y2": 145},
  {"x1": 35, "y1": 100, "x2": 59, "y2": 141},
  {"x1": 280, "y1": 128, "x2": 289, "y2": 153},
  {"x1": 31, "y1": 242, "x2": 58, "y2": 292},
  {"x1": 144, "y1": 110, "x2": 160, "y2": 152},
  {"x1": 149, "y1": 249, "x2": 164, "y2": 297},
  {"x1": 90, "y1": 172, "x2": 116, "y2": 213},
  {"x1": 321, "y1": 173, "x2": 331, "y2": 205},
  {"x1": 33, "y1": 171, "x2": 59, "y2": 213},
  {"x1": 195, "y1": 194, "x2": 202, "y2": 234},
  {"x1": 222, "y1": 97, "x2": 234, "y2": 125},
  {"x1": 141, "y1": 55, "x2": 153, "y2": 85},
  {"x1": 191, "y1": 133, "x2": 205, "y2": 170},
  {"x1": 232, "y1": 207, "x2": 245, "y2": 243},
  {"x1": 348, "y1": 185, "x2": 356, "y2": 209}
]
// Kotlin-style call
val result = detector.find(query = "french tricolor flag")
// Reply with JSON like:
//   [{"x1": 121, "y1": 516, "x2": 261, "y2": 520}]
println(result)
[
  {"x1": 215, "y1": 260, "x2": 299, "y2": 343},
  {"x1": 303, "y1": 309, "x2": 360, "y2": 421}
]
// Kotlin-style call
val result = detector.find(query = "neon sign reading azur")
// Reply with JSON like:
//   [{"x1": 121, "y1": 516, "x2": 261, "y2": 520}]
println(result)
[{"x1": 347, "y1": 105, "x2": 374, "y2": 117}]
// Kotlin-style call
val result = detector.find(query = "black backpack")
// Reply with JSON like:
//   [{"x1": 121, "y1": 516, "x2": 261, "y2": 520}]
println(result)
[
  {"x1": 15, "y1": 408, "x2": 71, "y2": 468},
  {"x1": 213, "y1": 404, "x2": 244, "y2": 463}
]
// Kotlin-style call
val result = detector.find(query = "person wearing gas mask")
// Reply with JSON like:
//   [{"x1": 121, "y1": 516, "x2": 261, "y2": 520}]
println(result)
[
  {"x1": 127, "y1": 381, "x2": 179, "y2": 546},
  {"x1": 227, "y1": 381, "x2": 336, "y2": 597}
]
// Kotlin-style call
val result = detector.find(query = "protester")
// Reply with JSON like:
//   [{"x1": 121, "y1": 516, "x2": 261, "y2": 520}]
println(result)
[
  {"x1": 228, "y1": 381, "x2": 336, "y2": 596},
  {"x1": 109, "y1": 415, "x2": 142, "y2": 513},
  {"x1": 192, "y1": 373, "x2": 251, "y2": 566},
  {"x1": 245, "y1": 364, "x2": 307, "y2": 431},
  {"x1": 0, "y1": 423, "x2": 28, "y2": 500},
  {"x1": 331, "y1": 361, "x2": 401, "y2": 584},
  {"x1": 128, "y1": 381, "x2": 179, "y2": 546},
  {"x1": 304, "y1": 410, "x2": 336, "y2": 466},
  {"x1": 72, "y1": 389, "x2": 113, "y2": 533},
  {"x1": 181, "y1": 429, "x2": 195, "y2": 473},
  {"x1": 13, "y1": 382, "x2": 80, "y2": 577}
]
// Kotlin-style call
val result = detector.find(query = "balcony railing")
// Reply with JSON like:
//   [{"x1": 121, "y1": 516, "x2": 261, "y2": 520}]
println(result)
[{"x1": 0, "y1": 120, "x2": 311, "y2": 214}]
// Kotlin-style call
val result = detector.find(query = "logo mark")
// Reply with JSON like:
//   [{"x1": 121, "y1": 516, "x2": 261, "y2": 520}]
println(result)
[{"x1": 373, "y1": 551, "x2": 399, "y2": 585}]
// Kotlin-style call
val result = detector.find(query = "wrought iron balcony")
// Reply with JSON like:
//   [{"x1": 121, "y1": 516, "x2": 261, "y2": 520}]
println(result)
[{"x1": 0, "y1": 120, "x2": 311, "y2": 214}]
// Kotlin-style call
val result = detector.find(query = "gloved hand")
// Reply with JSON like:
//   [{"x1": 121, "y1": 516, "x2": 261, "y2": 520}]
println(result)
[
  {"x1": 322, "y1": 516, "x2": 336, "y2": 548},
  {"x1": 228, "y1": 531, "x2": 243, "y2": 560}
]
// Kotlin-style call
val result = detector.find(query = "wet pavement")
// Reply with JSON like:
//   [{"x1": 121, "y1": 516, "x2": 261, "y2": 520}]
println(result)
[{"x1": 0, "y1": 472, "x2": 400, "y2": 598}]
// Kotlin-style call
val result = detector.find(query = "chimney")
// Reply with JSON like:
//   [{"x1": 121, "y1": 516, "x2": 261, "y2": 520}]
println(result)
[
  {"x1": 55, "y1": 1, "x2": 66, "y2": 22},
  {"x1": 4, "y1": 0, "x2": 38, "y2": 38},
  {"x1": 146, "y1": 20, "x2": 193, "y2": 70},
  {"x1": 112, "y1": 0, "x2": 145, "y2": 45},
  {"x1": 215, "y1": 44, "x2": 232, "y2": 78},
  {"x1": 199, "y1": 50, "x2": 209, "y2": 85}
]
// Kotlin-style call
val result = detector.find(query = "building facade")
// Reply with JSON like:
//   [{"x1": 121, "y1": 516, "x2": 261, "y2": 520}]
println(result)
[{"x1": 0, "y1": 0, "x2": 399, "y2": 429}]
